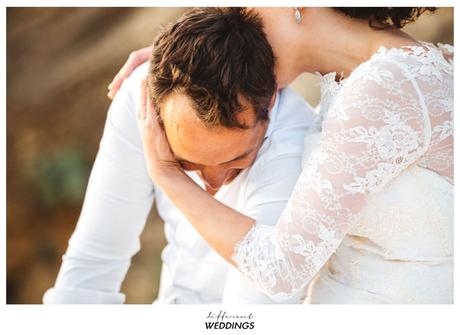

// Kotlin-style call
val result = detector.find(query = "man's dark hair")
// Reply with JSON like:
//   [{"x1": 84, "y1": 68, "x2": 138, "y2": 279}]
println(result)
[{"x1": 148, "y1": 7, "x2": 276, "y2": 129}]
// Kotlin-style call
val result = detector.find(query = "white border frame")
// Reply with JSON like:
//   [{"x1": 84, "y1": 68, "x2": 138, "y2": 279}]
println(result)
[{"x1": 1, "y1": 2, "x2": 458, "y2": 334}]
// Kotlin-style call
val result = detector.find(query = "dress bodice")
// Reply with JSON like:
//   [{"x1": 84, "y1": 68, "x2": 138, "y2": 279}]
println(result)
[
  {"x1": 307, "y1": 165, "x2": 453, "y2": 303},
  {"x1": 233, "y1": 42, "x2": 454, "y2": 303}
]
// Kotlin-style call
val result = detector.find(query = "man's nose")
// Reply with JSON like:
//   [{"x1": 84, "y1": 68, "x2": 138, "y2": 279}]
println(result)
[{"x1": 200, "y1": 167, "x2": 229, "y2": 190}]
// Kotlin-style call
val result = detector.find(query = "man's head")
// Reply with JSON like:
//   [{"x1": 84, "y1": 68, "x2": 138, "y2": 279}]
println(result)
[{"x1": 148, "y1": 8, "x2": 276, "y2": 193}]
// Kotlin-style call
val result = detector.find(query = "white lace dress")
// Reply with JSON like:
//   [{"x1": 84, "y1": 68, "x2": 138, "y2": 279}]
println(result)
[{"x1": 233, "y1": 42, "x2": 454, "y2": 303}]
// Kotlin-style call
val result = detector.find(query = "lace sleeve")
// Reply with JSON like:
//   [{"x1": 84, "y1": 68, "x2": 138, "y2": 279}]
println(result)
[{"x1": 232, "y1": 59, "x2": 432, "y2": 302}]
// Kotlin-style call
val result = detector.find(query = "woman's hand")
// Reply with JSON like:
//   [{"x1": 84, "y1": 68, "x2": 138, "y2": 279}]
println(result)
[
  {"x1": 137, "y1": 80, "x2": 254, "y2": 264},
  {"x1": 137, "y1": 78, "x2": 184, "y2": 183},
  {"x1": 108, "y1": 46, "x2": 153, "y2": 99}
]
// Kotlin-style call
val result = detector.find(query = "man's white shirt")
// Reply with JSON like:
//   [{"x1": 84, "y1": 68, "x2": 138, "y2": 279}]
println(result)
[{"x1": 43, "y1": 63, "x2": 315, "y2": 304}]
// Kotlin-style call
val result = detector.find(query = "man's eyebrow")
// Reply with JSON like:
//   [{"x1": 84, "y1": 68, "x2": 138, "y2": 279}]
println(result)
[
  {"x1": 175, "y1": 147, "x2": 255, "y2": 166},
  {"x1": 221, "y1": 147, "x2": 255, "y2": 164}
]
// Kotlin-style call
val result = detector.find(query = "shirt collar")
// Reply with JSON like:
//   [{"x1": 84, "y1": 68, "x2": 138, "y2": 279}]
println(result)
[{"x1": 264, "y1": 90, "x2": 281, "y2": 140}]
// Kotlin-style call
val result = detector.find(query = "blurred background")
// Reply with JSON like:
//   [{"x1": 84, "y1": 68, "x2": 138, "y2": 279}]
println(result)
[{"x1": 6, "y1": 7, "x2": 453, "y2": 304}]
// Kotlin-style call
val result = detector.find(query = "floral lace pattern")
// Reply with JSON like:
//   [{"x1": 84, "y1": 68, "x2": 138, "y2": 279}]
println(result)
[{"x1": 232, "y1": 42, "x2": 454, "y2": 302}]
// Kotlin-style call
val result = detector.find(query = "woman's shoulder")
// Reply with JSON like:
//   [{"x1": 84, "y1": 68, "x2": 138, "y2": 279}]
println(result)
[
  {"x1": 435, "y1": 42, "x2": 454, "y2": 64},
  {"x1": 368, "y1": 41, "x2": 453, "y2": 65},
  {"x1": 336, "y1": 41, "x2": 452, "y2": 98},
  {"x1": 354, "y1": 42, "x2": 452, "y2": 83}
]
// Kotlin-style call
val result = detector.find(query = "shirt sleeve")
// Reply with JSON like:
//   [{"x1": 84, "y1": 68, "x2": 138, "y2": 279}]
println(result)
[
  {"x1": 43, "y1": 71, "x2": 155, "y2": 304},
  {"x1": 232, "y1": 59, "x2": 432, "y2": 302},
  {"x1": 222, "y1": 154, "x2": 308, "y2": 304}
]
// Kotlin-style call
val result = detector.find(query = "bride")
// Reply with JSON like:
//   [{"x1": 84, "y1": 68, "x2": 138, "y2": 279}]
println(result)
[{"x1": 111, "y1": 7, "x2": 453, "y2": 303}]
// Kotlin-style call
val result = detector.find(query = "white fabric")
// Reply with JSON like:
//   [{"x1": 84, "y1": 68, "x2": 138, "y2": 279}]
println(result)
[
  {"x1": 43, "y1": 62, "x2": 316, "y2": 304},
  {"x1": 233, "y1": 42, "x2": 454, "y2": 303}
]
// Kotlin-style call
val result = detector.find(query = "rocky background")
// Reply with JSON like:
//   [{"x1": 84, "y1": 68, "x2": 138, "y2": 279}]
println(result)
[{"x1": 6, "y1": 7, "x2": 453, "y2": 304}]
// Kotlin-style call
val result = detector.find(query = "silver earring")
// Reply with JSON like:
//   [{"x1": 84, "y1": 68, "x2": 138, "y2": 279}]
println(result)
[{"x1": 294, "y1": 7, "x2": 302, "y2": 24}]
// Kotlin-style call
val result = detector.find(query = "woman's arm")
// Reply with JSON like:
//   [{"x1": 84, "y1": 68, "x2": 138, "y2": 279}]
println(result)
[
  {"x1": 137, "y1": 79, "x2": 253, "y2": 263},
  {"x1": 159, "y1": 170, "x2": 254, "y2": 264},
  {"x1": 139, "y1": 60, "x2": 430, "y2": 300}
]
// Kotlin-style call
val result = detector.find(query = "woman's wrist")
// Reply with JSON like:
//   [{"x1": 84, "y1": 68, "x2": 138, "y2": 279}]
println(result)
[{"x1": 151, "y1": 164, "x2": 190, "y2": 191}]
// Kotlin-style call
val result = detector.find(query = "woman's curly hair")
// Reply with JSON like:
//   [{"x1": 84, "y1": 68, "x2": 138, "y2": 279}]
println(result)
[{"x1": 334, "y1": 7, "x2": 437, "y2": 29}]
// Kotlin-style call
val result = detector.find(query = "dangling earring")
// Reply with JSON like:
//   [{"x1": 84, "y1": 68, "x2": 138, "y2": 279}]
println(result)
[{"x1": 294, "y1": 7, "x2": 302, "y2": 24}]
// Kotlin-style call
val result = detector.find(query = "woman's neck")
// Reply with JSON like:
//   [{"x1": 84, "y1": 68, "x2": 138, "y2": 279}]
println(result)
[{"x1": 293, "y1": 8, "x2": 420, "y2": 78}]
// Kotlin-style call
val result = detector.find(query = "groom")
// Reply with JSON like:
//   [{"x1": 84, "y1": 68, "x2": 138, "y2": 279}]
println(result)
[{"x1": 44, "y1": 8, "x2": 315, "y2": 304}]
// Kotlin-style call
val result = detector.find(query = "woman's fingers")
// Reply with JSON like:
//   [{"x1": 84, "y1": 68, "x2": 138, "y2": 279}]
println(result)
[
  {"x1": 137, "y1": 78, "x2": 179, "y2": 179},
  {"x1": 108, "y1": 46, "x2": 153, "y2": 100},
  {"x1": 137, "y1": 78, "x2": 165, "y2": 158},
  {"x1": 107, "y1": 65, "x2": 129, "y2": 99},
  {"x1": 138, "y1": 78, "x2": 148, "y2": 124},
  {"x1": 137, "y1": 78, "x2": 158, "y2": 178}
]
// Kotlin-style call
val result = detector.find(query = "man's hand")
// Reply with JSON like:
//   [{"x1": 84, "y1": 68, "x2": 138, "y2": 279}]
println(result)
[{"x1": 108, "y1": 46, "x2": 153, "y2": 99}]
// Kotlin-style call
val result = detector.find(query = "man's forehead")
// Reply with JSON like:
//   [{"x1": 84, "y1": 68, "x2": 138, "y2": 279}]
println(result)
[
  {"x1": 160, "y1": 93, "x2": 264, "y2": 167},
  {"x1": 172, "y1": 123, "x2": 257, "y2": 166},
  {"x1": 161, "y1": 92, "x2": 259, "y2": 129},
  {"x1": 160, "y1": 93, "x2": 202, "y2": 127}
]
